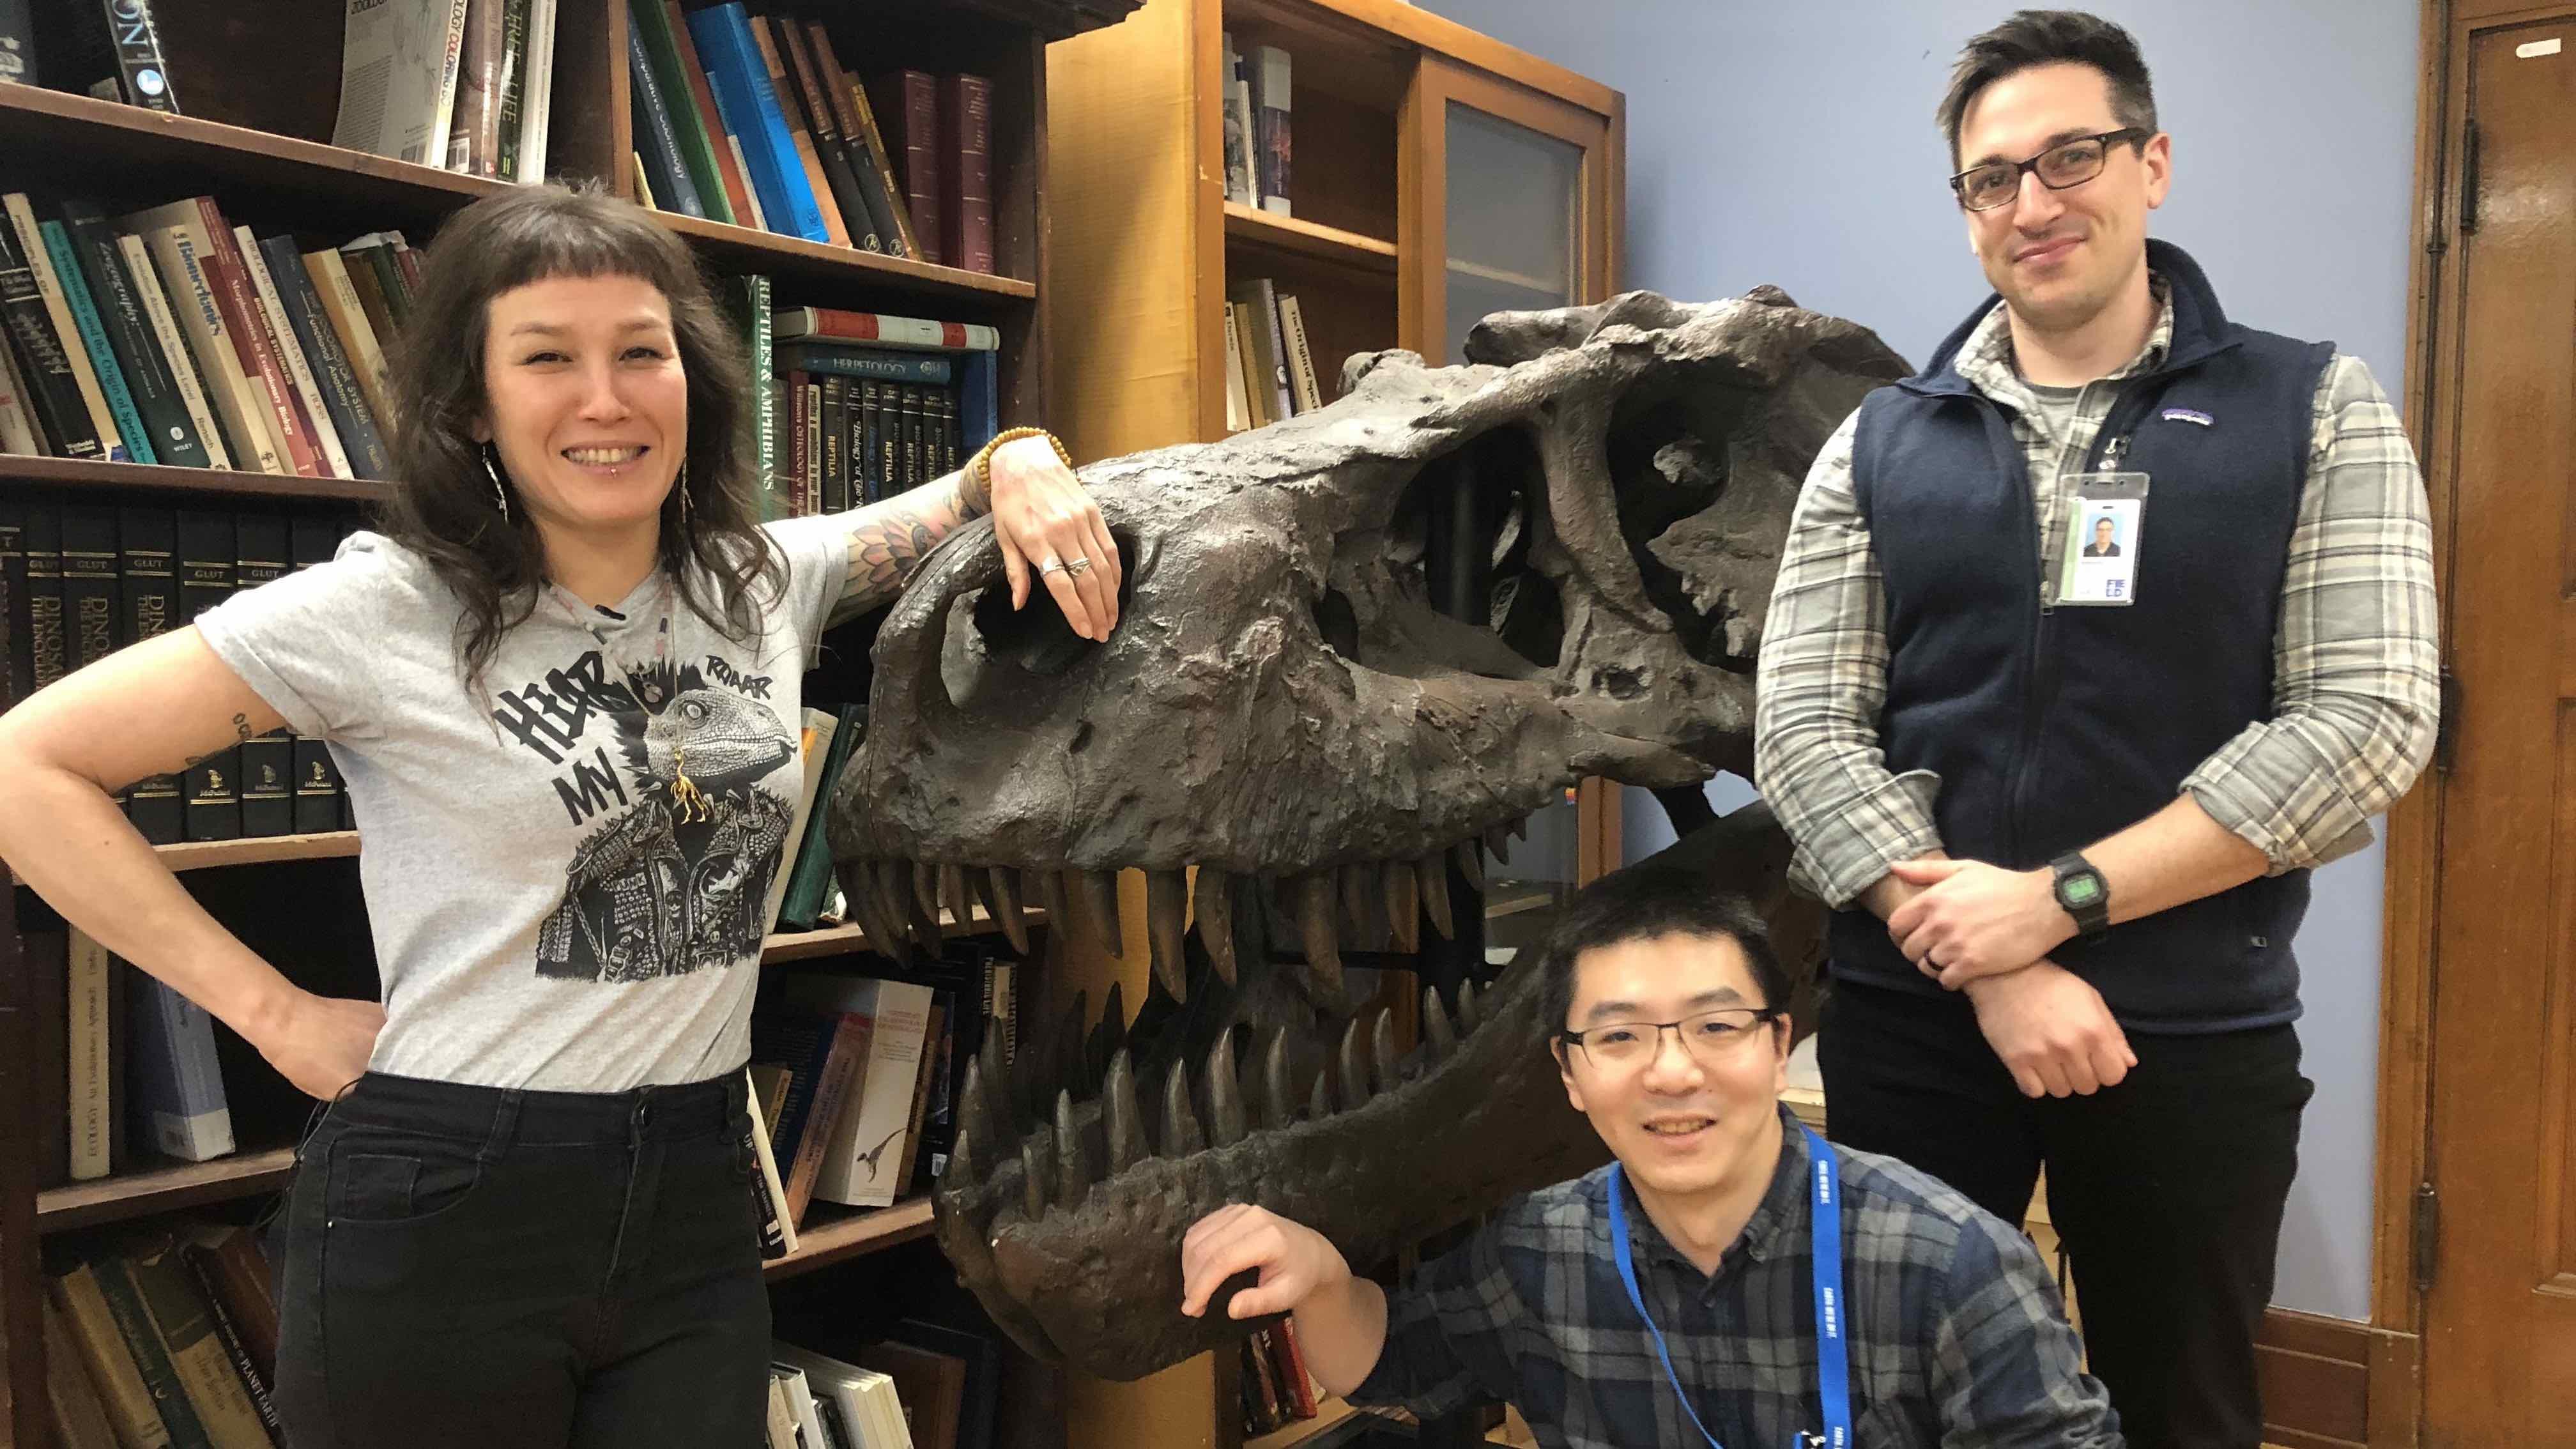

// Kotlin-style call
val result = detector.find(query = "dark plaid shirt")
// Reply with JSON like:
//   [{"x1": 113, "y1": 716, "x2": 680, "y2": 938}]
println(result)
[{"x1": 1349, "y1": 1107, "x2": 2121, "y2": 1448}]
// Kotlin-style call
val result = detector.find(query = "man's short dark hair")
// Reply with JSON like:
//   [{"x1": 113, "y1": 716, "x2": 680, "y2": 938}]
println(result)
[
  {"x1": 1938, "y1": 10, "x2": 2158, "y2": 165},
  {"x1": 1534, "y1": 867, "x2": 1790, "y2": 1034}
]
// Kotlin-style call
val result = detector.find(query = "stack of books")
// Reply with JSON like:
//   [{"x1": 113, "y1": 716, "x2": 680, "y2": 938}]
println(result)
[
  {"x1": 1220, "y1": 33, "x2": 1292, "y2": 218},
  {"x1": 1223, "y1": 277, "x2": 1326, "y2": 433},
  {"x1": 330, "y1": 0, "x2": 564, "y2": 181}
]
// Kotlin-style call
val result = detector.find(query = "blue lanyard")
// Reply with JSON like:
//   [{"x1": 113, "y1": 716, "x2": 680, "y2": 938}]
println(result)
[{"x1": 1606, "y1": 1124, "x2": 1852, "y2": 1449}]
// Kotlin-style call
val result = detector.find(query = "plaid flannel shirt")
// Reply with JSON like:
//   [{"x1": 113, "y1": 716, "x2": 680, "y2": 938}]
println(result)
[
  {"x1": 1347, "y1": 1107, "x2": 2122, "y2": 1448},
  {"x1": 1753, "y1": 282, "x2": 2441, "y2": 908}
]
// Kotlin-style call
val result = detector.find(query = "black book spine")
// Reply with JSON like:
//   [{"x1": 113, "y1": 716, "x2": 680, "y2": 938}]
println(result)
[
  {"x1": 60, "y1": 503, "x2": 120, "y2": 666},
  {"x1": 859, "y1": 378, "x2": 886, "y2": 505},
  {"x1": 0, "y1": 0, "x2": 32, "y2": 87},
  {"x1": 234, "y1": 511, "x2": 293, "y2": 836},
  {"x1": 101, "y1": 0, "x2": 180, "y2": 112},
  {"x1": 843, "y1": 382, "x2": 866, "y2": 514},
  {"x1": 177, "y1": 509, "x2": 238, "y2": 841},
  {"x1": 292, "y1": 736, "x2": 341, "y2": 834},
  {"x1": 0, "y1": 209, "x2": 103, "y2": 459},
  {"x1": 0, "y1": 499, "x2": 24, "y2": 707},
  {"x1": 819, "y1": 373, "x2": 847, "y2": 513},
  {"x1": 262, "y1": 234, "x2": 390, "y2": 480},
  {"x1": 900, "y1": 384, "x2": 924, "y2": 491},
  {"x1": 61, "y1": 199, "x2": 206, "y2": 467},
  {"x1": 939, "y1": 386, "x2": 960, "y2": 477},
  {"x1": 119, "y1": 505, "x2": 184, "y2": 841},
  {"x1": 22, "y1": 502, "x2": 65, "y2": 693}
]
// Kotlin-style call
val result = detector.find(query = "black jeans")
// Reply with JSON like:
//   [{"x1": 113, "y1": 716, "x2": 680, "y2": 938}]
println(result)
[
  {"x1": 1818, "y1": 977, "x2": 2313, "y2": 1449},
  {"x1": 270, "y1": 1069, "x2": 772, "y2": 1449}
]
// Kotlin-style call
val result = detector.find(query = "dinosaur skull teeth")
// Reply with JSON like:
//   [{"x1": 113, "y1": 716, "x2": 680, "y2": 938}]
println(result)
[{"x1": 838, "y1": 822, "x2": 1527, "y2": 990}]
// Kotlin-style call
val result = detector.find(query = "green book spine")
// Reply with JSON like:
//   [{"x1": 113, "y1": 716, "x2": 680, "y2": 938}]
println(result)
[
  {"x1": 725, "y1": 273, "x2": 781, "y2": 521},
  {"x1": 88, "y1": 1255, "x2": 215, "y2": 1449},
  {"x1": 40, "y1": 220, "x2": 155, "y2": 464},
  {"x1": 777, "y1": 703, "x2": 864, "y2": 930},
  {"x1": 629, "y1": 0, "x2": 734, "y2": 225},
  {"x1": 61, "y1": 201, "x2": 208, "y2": 468}
]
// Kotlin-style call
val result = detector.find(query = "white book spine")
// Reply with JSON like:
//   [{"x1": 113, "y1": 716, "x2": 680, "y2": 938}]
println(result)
[
  {"x1": 4, "y1": 194, "x2": 125, "y2": 460},
  {"x1": 744, "y1": 1070, "x2": 799, "y2": 1256},
  {"x1": 426, "y1": 0, "x2": 473, "y2": 169},
  {"x1": 234, "y1": 227, "x2": 352, "y2": 479},
  {"x1": 817, "y1": 980, "x2": 933, "y2": 1207},
  {"x1": 1221, "y1": 303, "x2": 1248, "y2": 433},
  {"x1": 516, "y1": 0, "x2": 558, "y2": 182},
  {"x1": 119, "y1": 232, "x2": 234, "y2": 470},
  {"x1": 304, "y1": 250, "x2": 392, "y2": 423}
]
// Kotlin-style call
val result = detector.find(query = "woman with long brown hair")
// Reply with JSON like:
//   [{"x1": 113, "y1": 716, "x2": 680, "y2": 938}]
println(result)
[{"x1": 0, "y1": 183, "x2": 1119, "y2": 1447}]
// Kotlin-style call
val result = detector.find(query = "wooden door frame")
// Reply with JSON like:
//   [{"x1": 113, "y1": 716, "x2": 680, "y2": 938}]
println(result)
[{"x1": 2371, "y1": 1, "x2": 2576, "y2": 1443}]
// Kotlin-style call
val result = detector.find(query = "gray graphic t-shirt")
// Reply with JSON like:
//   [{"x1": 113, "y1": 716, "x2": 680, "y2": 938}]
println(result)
[{"x1": 197, "y1": 519, "x2": 849, "y2": 1091}]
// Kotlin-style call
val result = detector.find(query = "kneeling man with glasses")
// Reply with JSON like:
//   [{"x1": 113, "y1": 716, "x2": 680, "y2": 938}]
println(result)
[{"x1": 1179, "y1": 867, "x2": 2122, "y2": 1448}]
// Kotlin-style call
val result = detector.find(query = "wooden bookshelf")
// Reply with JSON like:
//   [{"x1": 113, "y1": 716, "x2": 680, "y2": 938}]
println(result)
[
  {"x1": 0, "y1": 1, "x2": 1133, "y2": 1443},
  {"x1": 153, "y1": 832, "x2": 363, "y2": 871},
  {"x1": 1223, "y1": 201, "x2": 1398, "y2": 273},
  {"x1": 1244, "y1": 1397, "x2": 1368, "y2": 1449},
  {"x1": 763, "y1": 1197, "x2": 940, "y2": 1282}
]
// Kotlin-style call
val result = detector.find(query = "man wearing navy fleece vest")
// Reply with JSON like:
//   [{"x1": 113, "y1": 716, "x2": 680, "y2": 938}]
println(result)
[{"x1": 1755, "y1": 12, "x2": 2439, "y2": 1449}]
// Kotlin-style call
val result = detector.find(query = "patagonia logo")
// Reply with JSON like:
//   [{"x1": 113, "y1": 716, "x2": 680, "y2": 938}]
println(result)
[{"x1": 2161, "y1": 408, "x2": 2215, "y2": 427}]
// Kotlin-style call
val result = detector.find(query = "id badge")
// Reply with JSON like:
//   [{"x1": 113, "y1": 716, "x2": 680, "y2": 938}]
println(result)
[{"x1": 2055, "y1": 471, "x2": 2149, "y2": 607}]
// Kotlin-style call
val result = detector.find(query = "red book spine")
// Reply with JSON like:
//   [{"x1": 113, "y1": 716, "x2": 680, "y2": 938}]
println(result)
[
  {"x1": 191, "y1": 202, "x2": 322, "y2": 479},
  {"x1": 876, "y1": 70, "x2": 943, "y2": 266},
  {"x1": 1271, "y1": 1317, "x2": 1320, "y2": 1418},
  {"x1": 791, "y1": 310, "x2": 981, "y2": 349},
  {"x1": 940, "y1": 73, "x2": 993, "y2": 274}
]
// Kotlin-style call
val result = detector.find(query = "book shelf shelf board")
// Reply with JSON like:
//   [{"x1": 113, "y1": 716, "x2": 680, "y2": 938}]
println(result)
[
  {"x1": 153, "y1": 833, "x2": 364, "y2": 872},
  {"x1": 761, "y1": 907, "x2": 1049, "y2": 964},
  {"x1": 659, "y1": 213, "x2": 1039, "y2": 306},
  {"x1": 35, "y1": 1146, "x2": 298, "y2": 1233},
  {"x1": 0, "y1": 456, "x2": 394, "y2": 505},
  {"x1": 762, "y1": 1197, "x2": 937, "y2": 1281},
  {"x1": 1223, "y1": 203, "x2": 1398, "y2": 274}
]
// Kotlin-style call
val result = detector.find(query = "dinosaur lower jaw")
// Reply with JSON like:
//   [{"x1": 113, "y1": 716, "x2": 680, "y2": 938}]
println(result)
[
  {"x1": 930, "y1": 933, "x2": 1603, "y2": 1381},
  {"x1": 828, "y1": 815, "x2": 1539, "y2": 1003}
]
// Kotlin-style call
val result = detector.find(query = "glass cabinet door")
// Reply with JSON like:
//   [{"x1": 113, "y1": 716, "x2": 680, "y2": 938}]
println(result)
[{"x1": 1402, "y1": 57, "x2": 1620, "y2": 958}]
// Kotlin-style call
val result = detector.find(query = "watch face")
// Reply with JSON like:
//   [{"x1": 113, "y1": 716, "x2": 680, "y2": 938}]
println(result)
[{"x1": 2061, "y1": 873, "x2": 2103, "y2": 906}]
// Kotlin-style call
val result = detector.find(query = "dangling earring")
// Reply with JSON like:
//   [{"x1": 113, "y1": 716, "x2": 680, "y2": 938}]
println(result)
[
  {"x1": 482, "y1": 445, "x2": 512, "y2": 524},
  {"x1": 674, "y1": 461, "x2": 693, "y2": 527}
]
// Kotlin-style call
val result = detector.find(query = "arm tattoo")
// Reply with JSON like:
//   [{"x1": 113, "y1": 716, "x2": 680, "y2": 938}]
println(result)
[
  {"x1": 130, "y1": 714, "x2": 256, "y2": 796},
  {"x1": 828, "y1": 488, "x2": 967, "y2": 625}
]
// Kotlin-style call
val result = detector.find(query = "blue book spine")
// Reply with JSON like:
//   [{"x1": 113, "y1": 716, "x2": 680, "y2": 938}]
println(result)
[
  {"x1": 260, "y1": 235, "x2": 392, "y2": 480},
  {"x1": 960, "y1": 348, "x2": 998, "y2": 451},
  {"x1": 627, "y1": 25, "x2": 705, "y2": 218},
  {"x1": 687, "y1": 4, "x2": 829, "y2": 243},
  {"x1": 774, "y1": 344, "x2": 951, "y2": 385},
  {"x1": 40, "y1": 220, "x2": 149, "y2": 463}
]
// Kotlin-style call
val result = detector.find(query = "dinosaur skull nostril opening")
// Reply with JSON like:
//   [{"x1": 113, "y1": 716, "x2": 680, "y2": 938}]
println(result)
[{"x1": 1312, "y1": 588, "x2": 1361, "y2": 661}]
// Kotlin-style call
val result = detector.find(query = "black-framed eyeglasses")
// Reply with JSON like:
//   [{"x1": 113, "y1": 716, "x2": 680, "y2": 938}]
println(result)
[
  {"x1": 1950, "y1": 128, "x2": 2150, "y2": 212},
  {"x1": 1556, "y1": 1008, "x2": 1784, "y2": 1073}
]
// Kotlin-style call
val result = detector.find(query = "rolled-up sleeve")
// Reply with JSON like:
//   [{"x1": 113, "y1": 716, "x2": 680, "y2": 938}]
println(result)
[
  {"x1": 2182, "y1": 355, "x2": 2441, "y2": 871},
  {"x1": 1755, "y1": 406, "x2": 1945, "y2": 907}
]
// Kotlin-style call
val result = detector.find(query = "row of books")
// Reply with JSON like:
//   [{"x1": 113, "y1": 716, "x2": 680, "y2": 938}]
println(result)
[
  {"x1": 1220, "y1": 33, "x2": 1294, "y2": 218},
  {"x1": 0, "y1": 185, "x2": 418, "y2": 483},
  {"x1": 42, "y1": 1220, "x2": 282, "y2": 1449},
  {"x1": 1239, "y1": 1319, "x2": 1326, "y2": 1439},
  {"x1": 0, "y1": 504, "x2": 362, "y2": 842},
  {"x1": 1223, "y1": 276, "x2": 1329, "y2": 433},
  {"x1": 728, "y1": 297, "x2": 1003, "y2": 519},
  {"x1": 744, "y1": 942, "x2": 1018, "y2": 1244},
  {"x1": 27, "y1": 929, "x2": 252, "y2": 1186},
  {"x1": 0, "y1": 0, "x2": 184, "y2": 113},
  {"x1": 769, "y1": 1340, "x2": 916, "y2": 1449},
  {"x1": 628, "y1": 1, "x2": 995, "y2": 275},
  {"x1": 331, "y1": 0, "x2": 562, "y2": 181}
]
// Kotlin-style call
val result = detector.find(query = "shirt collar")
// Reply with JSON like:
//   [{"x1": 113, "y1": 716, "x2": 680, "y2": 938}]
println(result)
[
  {"x1": 1956, "y1": 274, "x2": 2176, "y2": 410},
  {"x1": 1611, "y1": 1103, "x2": 1812, "y2": 1282}
]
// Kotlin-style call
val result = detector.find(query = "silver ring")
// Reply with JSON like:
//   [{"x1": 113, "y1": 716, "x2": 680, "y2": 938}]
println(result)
[
  {"x1": 1064, "y1": 556, "x2": 1094, "y2": 576},
  {"x1": 1039, "y1": 558, "x2": 1066, "y2": 576}
]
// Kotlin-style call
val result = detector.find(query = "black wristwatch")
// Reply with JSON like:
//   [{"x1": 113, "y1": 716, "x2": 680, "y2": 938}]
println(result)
[{"x1": 2050, "y1": 852, "x2": 2112, "y2": 939}]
